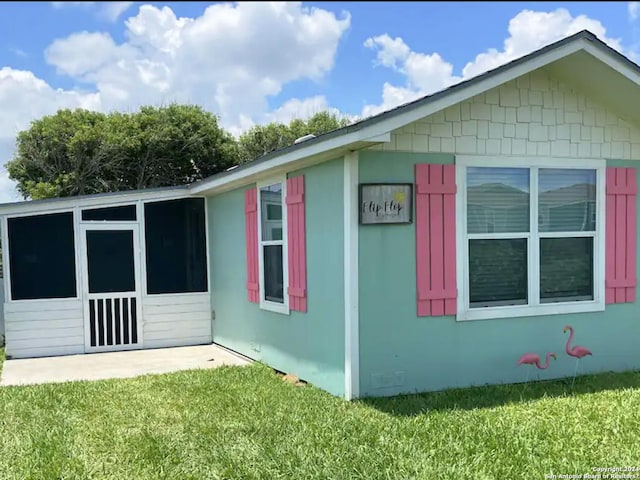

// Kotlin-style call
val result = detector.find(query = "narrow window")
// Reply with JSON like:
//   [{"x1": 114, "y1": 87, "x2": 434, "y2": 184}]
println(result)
[{"x1": 258, "y1": 182, "x2": 287, "y2": 310}]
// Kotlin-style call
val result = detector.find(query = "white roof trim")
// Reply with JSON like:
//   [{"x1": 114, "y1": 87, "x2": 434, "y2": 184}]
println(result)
[
  {"x1": 189, "y1": 130, "x2": 391, "y2": 194},
  {"x1": 582, "y1": 42, "x2": 640, "y2": 85},
  {"x1": 0, "y1": 187, "x2": 195, "y2": 216},
  {"x1": 190, "y1": 35, "x2": 639, "y2": 196}
]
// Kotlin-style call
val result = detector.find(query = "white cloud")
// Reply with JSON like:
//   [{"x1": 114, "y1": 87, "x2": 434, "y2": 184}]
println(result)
[
  {"x1": 0, "y1": 148, "x2": 21, "y2": 203},
  {"x1": 362, "y1": 34, "x2": 461, "y2": 117},
  {"x1": 46, "y1": 32, "x2": 123, "y2": 77},
  {"x1": 224, "y1": 95, "x2": 335, "y2": 137},
  {"x1": 51, "y1": 1, "x2": 133, "y2": 22},
  {"x1": 462, "y1": 9, "x2": 622, "y2": 78},
  {"x1": 2, "y1": 3, "x2": 350, "y2": 200},
  {"x1": 630, "y1": 2, "x2": 639, "y2": 20},
  {"x1": 0, "y1": 67, "x2": 100, "y2": 202},
  {"x1": 266, "y1": 96, "x2": 335, "y2": 125},
  {"x1": 361, "y1": 82, "x2": 420, "y2": 119},
  {"x1": 363, "y1": 8, "x2": 625, "y2": 117},
  {"x1": 101, "y1": 2, "x2": 133, "y2": 22},
  {"x1": 51, "y1": 2, "x2": 93, "y2": 9},
  {"x1": 44, "y1": 3, "x2": 350, "y2": 125},
  {"x1": 363, "y1": 34, "x2": 410, "y2": 70}
]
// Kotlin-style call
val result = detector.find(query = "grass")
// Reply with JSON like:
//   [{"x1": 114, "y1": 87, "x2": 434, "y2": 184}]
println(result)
[{"x1": 0, "y1": 357, "x2": 638, "y2": 480}]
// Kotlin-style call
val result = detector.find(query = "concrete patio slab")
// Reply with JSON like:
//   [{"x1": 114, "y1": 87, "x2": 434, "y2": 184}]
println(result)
[{"x1": 0, "y1": 344, "x2": 251, "y2": 386}]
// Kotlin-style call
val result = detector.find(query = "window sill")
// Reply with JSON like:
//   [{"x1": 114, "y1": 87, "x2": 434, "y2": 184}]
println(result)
[
  {"x1": 456, "y1": 300, "x2": 605, "y2": 321},
  {"x1": 259, "y1": 300, "x2": 290, "y2": 315}
]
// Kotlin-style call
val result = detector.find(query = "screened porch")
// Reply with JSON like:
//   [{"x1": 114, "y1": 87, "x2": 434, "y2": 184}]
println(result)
[{"x1": 0, "y1": 189, "x2": 212, "y2": 359}]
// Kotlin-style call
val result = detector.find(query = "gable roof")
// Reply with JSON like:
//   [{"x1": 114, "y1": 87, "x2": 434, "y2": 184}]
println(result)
[
  {"x1": 1, "y1": 30, "x2": 638, "y2": 216},
  {"x1": 191, "y1": 29, "x2": 640, "y2": 195}
]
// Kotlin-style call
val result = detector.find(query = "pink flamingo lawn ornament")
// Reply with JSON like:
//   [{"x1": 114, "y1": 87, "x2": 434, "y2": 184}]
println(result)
[
  {"x1": 517, "y1": 352, "x2": 557, "y2": 385},
  {"x1": 564, "y1": 325, "x2": 592, "y2": 388}
]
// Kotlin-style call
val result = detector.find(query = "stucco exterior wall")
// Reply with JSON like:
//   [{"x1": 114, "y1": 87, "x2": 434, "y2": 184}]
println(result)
[
  {"x1": 208, "y1": 158, "x2": 346, "y2": 397},
  {"x1": 359, "y1": 68, "x2": 640, "y2": 397}
]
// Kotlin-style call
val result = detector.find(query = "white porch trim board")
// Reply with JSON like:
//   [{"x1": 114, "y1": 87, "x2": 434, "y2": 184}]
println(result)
[{"x1": 344, "y1": 151, "x2": 360, "y2": 400}]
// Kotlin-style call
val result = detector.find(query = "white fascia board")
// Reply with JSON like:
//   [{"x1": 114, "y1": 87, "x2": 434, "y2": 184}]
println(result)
[
  {"x1": 582, "y1": 43, "x2": 640, "y2": 85},
  {"x1": 0, "y1": 188, "x2": 194, "y2": 217},
  {"x1": 343, "y1": 151, "x2": 359, "y2": 400}
]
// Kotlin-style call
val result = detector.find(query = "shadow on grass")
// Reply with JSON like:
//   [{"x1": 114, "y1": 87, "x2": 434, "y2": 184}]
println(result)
[{"x1": 359, "y1": 370, "x2": 640, "y2": 416}]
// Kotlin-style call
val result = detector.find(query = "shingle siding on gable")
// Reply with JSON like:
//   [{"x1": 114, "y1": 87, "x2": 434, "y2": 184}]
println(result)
[{"x1": 369, "y1": 70, "x2": 640, "y2": 160}]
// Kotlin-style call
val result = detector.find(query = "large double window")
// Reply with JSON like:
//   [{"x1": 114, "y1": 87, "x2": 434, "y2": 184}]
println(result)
[
  {"x1": 457, "y1": 157, "x2": 605, "y2": 321},
  {"x1": 258, "y1": 180, "x2": 288, "y2": 314}
]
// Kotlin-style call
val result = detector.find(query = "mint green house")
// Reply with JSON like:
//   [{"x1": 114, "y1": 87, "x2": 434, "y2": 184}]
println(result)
[{"x1": 2, "y1": 30, "x2": 640, "y2": 399}]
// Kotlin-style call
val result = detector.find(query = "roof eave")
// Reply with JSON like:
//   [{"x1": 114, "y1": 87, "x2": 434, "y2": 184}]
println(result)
[
  {"x1": 189, "y1": 131, "x2": 392, "y2": 195},
  {"x1": 191, "y1": 32, "x2": 635, "y2": 196},
  {"x1": 0, "y1": 184, "x2": 193, "y2": 217}
]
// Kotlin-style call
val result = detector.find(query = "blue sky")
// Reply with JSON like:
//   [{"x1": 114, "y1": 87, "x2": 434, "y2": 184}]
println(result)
[{"x1": 0, "y1": 1, "x2": 638, "y2": 202}]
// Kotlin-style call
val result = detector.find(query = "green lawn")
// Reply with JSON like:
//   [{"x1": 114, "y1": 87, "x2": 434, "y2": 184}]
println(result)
[{"x1": 0, "y1": 351, "x2": 639, "y2": 480}]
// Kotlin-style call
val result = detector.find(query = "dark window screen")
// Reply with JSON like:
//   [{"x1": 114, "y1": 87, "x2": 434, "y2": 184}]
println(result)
[
  {"x1": 8, "y1": 212, "x2": 77, "y2": 300},
  {"x1": 469, "y1": 238, "x2": 528, "y2": 308},
  {"x1": 540, "y1": 237, "x2": 594, "y2": 303},
  {"x1": 86, "y1": 230, "x2": 135, "y2": 293},
  {"x1": 82, "y1": 205, "x2": 136, "y2": 221},
  {"x1": 263, "y1": 245, "x2": 284, "y2": 303},
  {"x1": 144, "y1": 198, "x2": 207, "y2": 294}
]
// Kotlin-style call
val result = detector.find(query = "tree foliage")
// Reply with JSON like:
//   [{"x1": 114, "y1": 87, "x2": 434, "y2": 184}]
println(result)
[
  {"x1": 7, "y1": 104, "x2": 239, "y2": 200},
  {"x1": 238, "y1": 111, "x2": 351, "y2": 163},
  {"x1": 6, "y1": 106, "x2": 352, "y2": 201}
]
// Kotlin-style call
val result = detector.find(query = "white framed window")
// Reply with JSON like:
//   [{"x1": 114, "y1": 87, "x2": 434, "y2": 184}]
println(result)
[
  {"x1": 257, "y1": 178, "x2": 289, "y2": 314},
  {"x1": 455, "y1": 156, "x2": 606, "y2": 321}
]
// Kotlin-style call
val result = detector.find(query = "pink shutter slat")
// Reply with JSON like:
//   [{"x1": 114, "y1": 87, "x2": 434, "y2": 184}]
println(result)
[
  {"x1": 244, "y1": 188, "x2": 260, "y2": 303},
  {"x1": 615, "y1": 171, "x2": 627, "y2": 304},
  {"x1": 287, "y1": 177, "x2": 298, "y2": 311},
  {"x1": 415, "y1": 164, "x2": 432, "y2": 316},
  {"x1": 415, "y1": 164, "x2": 457, "y2": 316},
  {"x1": 605, "y1": 171, "x2": 616, "y2": 304},
  {"x1": 605, "y1": 167, "x2": 637, "y2": 304},
  {"x1": 442, "y1": 165, "x2": 457, "y2": 314},
  {"x1": 626, "y1": 169, "x2": 637, "y2": 302},
  {"x1": 430, "y1": 184, "x2": 445, "y2": 316},
  {"x1": 286, "y1": 175, "x2": 307, "y2": 312}
]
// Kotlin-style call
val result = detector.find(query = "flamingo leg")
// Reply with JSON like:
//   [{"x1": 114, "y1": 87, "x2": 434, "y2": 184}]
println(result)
[
  {"x1": 521, "y1": 368, "x2": 530, "y2": 393},
  {"x1": 571, "y1": 358, "x2": 579, "y2": 389}
]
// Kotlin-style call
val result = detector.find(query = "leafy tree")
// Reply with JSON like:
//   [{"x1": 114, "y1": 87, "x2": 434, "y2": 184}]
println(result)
[
  {"x1": 238, "y1": 111, "x2": 351, "y2": 163},
  {"x1": 7, "y1": 109, "x2": 108, "y2": 199},
  {"x1": 305, "y1": 111, "x2": 351, "y2": 136},
  {"x1": 6, "y1": 104, "x2": 239, "y2": 200}
]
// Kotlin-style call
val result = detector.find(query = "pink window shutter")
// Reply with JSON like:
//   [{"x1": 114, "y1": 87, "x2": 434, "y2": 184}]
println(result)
[
  {"x1": 286, "y1": 175, "x2": 307, "y2": 312},
  {"x1": 606, "y1": 167, "x2": 637, "y2": 304},
  {"x1": 415, "y1": 164, "x2": 457, "y2": 316},
  {"x1": 244, "y1": 188, "x2": 260, "y2": 303}
]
